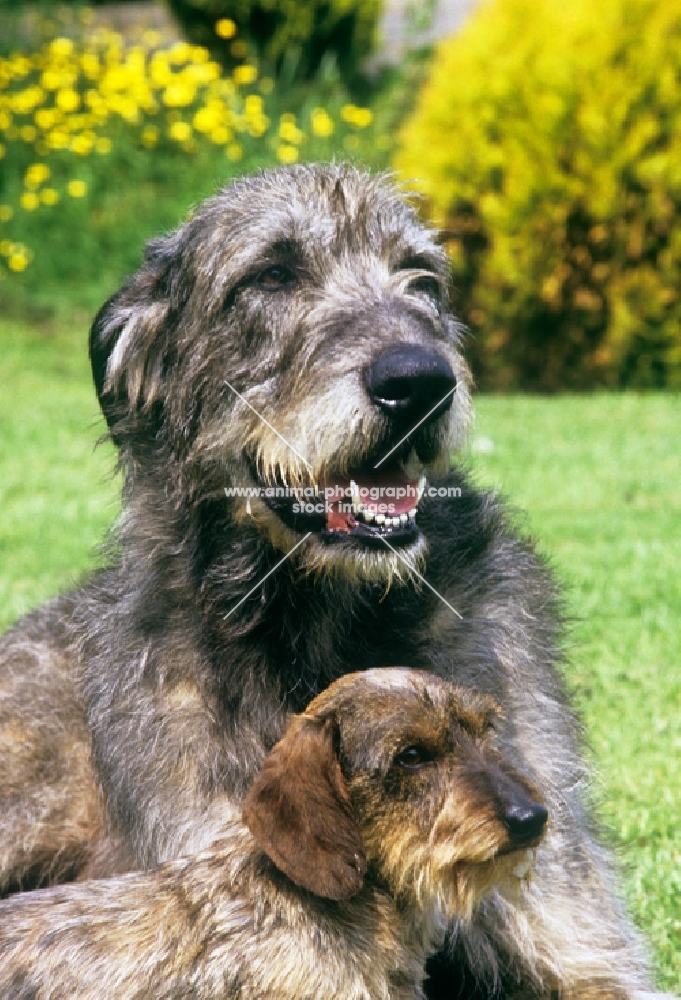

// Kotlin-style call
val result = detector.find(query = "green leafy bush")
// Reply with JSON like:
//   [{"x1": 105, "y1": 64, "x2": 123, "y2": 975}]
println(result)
[
  {"x1": 0, "y1": 23, "x2": 382, "y2": 313},
  {"x1": 394, "y1": 0, "x2": 681, "y2": 390},
  {"x1": 166, "y1": 0, "x2": 382, "y2": 81}
]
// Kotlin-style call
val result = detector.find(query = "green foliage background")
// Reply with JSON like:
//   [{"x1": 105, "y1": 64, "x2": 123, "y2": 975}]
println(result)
[
  {"x1": 166, "y1": 0, "x2": 383, "y2": 82},
  {"x1": 0, "y1": 10, "x2": 387, "y2": 316},
  {"x1": 395, "y1": 0, "x2": 681, "y2": 390}
]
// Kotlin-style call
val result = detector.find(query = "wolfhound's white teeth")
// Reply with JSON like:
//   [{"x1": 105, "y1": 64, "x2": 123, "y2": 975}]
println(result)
[
  {"x1": 375, "y1": 513, "x2": 386, "y2": 525},
  {"x1": 391, "y1": 517, "x2": 401, "y2": 527},
  {"x1": 246, "y1": 498, "x2": 252, "y2": 516},
  {"x1": 417, "y1": 476, "x2": 426, "y2": 501},
  {"x1": 408, "y1": 507, "x2": 418, "y2": 519}
]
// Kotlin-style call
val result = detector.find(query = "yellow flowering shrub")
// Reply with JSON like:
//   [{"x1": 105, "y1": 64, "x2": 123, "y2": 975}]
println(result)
[
  {"x1": 0, "y1": 19, "x2": 377, "y2": 284},
  {"x1": 394, "y1": 0, "x2": 681, "y2": 389},
  {"x1": 167, "y1": 0, "x2": 382, "y2": 80}
]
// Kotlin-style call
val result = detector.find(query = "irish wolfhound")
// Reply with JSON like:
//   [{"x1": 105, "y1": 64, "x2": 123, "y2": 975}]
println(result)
[
  {"x1": 0, "y1": 164, "x2": 656, "y2": 997},
  {"x1": 0, "y1": 668, "x2": 548, "y2": 999}
]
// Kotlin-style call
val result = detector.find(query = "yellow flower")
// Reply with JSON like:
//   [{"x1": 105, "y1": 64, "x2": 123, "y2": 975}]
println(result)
[
  {"x1": 41, "y1": 188, "x2": 59, "y2": 206},
  {"x1": 340, "y1": 104, "x2": 373, "y2": 128},
  {"x1": 163, "y1": 84, "x2": 196, "y2": 108},
  {"x1": 191, "y1": 46, "x2": 211, "y2": 65},
  {"x1": 35, "y1": 108, "x2": 59, "y2": 130},
  {"x1": 40, "y1": 70, "x2": 63, "y2": 91},
  {"x1": 8, "y1": 249, "x2": 30, "y2": 272},
  {"x1": 20, "y1": 192, "x2": 40, "y2": 211},
  {"x1": 20, "y1": 125, "x2": 38, "y2": 143},
  {"x1": 245, "y1": 94, "x2": 264, "y2": 115},
  {"x1": 12, "y1": 86, "x2": 45, "y2": 114},
  {"x1": 25, "y1": 163, "x2": 51, "y2": 188},
  {"x1": 193, "y1": 105, "x2": 219, "y2": 133},
  {"x1": 50, "y1": 38, "x2": 74, "y2": 59},
  {"x1": 9, "y1": 56, "x2": 31, "y2": 78},
  {"x1": 85, "y1": 90, "x2": 107, "y2": 114},
  {"x1": 277, "y1": 144, "x2": 298, "y2": 164},
  {"x1": 141, "y1": 124, "x2": 159, "y2": 148},
  {"x1": 67, "y1": 179, "x2": 87, "y2": 198},
  {"x1": 354, "y1": 108, "x2": 373, "y2": 128},
  {"x1": 96, "y1": 137, "x2": 112, "y2": 154},
  {"x1": 215, "y1": 19, "x2": 237, "y2": 40},
  {"x1": 279, "y1": 119, "x2": 304, "y2": 144},
  {"x1": 233, "y1": 64, "x2": 257, "y2": 86},
  {"x1": 46, "y1": 129, "x2": 69, "y2": 150},
  {"x1": 0, "y1": 205, "x2": 13, "y2": 222},
  {"x1": 210, "y1": 125, "x2": 231, "y2": 144},
  {"x1": 169, "y1": 120, "x2": 191, "y2": 142},
  {"x1": 310, "y1": 108, "x2": 334, "y2": 138},
  {"x1": 71, "y1": 133, "x2": 95, "y2": 155},
  {"x1": 150, "y1": 53, "x2": 172, "y2": 87},
  {"x1": 248, "y1": 117, "x2": 268, "y2": 138},
  {"x1": 226, "y1": 142, "x2": 243, "y2": 161},
  {"x1": 168, "y1": 42, "x2": 193, "y2": 66},
  {"x1": 81, "y1": 53, "x2": 101, "y2": 80},
  {"x1": 57, "y1": 88, "x2": 81, "y2": 113}
]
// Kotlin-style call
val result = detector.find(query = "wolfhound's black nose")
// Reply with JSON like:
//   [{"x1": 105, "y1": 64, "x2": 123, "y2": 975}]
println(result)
[
  {"x1": 503, "y1": 803, "x2": 549, "y2": 846},
  {"x1": 365, "y1": 345, "x2": 457, "y2": 424}
]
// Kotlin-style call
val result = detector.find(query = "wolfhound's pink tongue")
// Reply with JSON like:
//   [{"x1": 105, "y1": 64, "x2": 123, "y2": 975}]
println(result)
[{"x1": 323, "y1": 468, "x2": 420, "y2": 533}]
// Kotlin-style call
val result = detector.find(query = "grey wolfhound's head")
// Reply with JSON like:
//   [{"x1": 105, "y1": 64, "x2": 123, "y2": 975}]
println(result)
[{"x1": 90, "y1": 163, "x2": 472, "y2": 579}]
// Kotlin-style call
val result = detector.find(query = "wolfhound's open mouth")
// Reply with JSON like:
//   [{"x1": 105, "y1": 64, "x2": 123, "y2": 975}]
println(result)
[{"x1": 250, "y1": 459, "x2": 424, "y2": 548}]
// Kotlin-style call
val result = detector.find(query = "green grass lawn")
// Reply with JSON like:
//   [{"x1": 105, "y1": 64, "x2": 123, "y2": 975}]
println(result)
[
  {"x1": 0, "y1": 320, "x2": 679, "y2": 991},
  {"x1": 468, "y1": 395, "x2": 681, "y2": 991}
]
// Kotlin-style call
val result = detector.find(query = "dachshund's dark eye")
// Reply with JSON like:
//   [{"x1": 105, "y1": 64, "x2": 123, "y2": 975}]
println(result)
[
  {"x1": 257, "y1": 265, "x2": 295, "y2": 288},
  {"x1": 393, "y1": 745, "x2": 435, "y2": 770}
]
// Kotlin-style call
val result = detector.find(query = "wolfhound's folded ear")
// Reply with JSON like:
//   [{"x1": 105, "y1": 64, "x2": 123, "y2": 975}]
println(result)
[
  {"x1": 243, "y1": 715, "x2": 367, "y2": 901},
  {"x1": 89, "y1": 236, "x2": 181, "y2": 446}
]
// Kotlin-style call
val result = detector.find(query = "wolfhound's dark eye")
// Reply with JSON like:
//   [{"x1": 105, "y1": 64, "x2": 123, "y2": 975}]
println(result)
[
  {"x1": 397, "y1": 256, "x2": 442, "y2": 300},
  {"x1": 257, "y1": 265, "x2": 295, "y2": 288},
  {"x1": 408, "y1": 274, "x2": 441, "y2": 299},
  {"x1": 393, "y1": 745, "x2": 435, "y2": 770}
]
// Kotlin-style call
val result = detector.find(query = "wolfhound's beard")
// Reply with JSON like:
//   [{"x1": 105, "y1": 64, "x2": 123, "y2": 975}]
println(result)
[
  {"x1": 219, "y1": 394, "x2": 470, "y2": 580},
  {"x1": 235, "y1": 492, "x2": 430, "y2": 585}
]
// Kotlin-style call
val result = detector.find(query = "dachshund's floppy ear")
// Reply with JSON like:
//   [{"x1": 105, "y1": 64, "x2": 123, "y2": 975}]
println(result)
[
  {"x1": 89, "y1": 238, "x2": 178, "y2": 446},
  {"x1": 243, "y1": 715, "x2": 366, "y2": 901}
]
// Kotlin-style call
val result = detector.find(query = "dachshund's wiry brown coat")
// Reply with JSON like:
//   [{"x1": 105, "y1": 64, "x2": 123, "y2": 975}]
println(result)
[
  {"x1": 0, "y1": 669, "x2": 552, "y2": 1000},
  {"x1": 0, "y1": 164, "x2": 657, "y2": 997}
]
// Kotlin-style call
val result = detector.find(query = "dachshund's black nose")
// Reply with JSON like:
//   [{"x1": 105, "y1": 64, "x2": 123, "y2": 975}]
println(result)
[{"x1": 503, "y1": 803, "x2": 549, "y2": 846}]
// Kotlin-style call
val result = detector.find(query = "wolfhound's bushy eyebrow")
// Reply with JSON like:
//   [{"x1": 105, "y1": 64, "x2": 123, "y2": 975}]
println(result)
[{"x1": 244, "y1": 237, "x2": 308, "y2": 271}]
